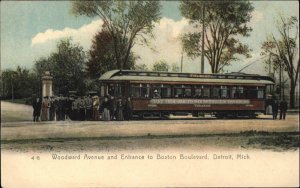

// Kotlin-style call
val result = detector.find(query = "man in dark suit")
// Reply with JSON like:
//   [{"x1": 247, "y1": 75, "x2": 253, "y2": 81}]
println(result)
[
  {"x1": 272, "y1": 100, "x2": 279, "y2": 120},
  {"x1": 32, "y1": 97, "x2": 42, "y2": 122},
  {"x1": 279, "y1": 99, "x2": 288, "y2": 120}
]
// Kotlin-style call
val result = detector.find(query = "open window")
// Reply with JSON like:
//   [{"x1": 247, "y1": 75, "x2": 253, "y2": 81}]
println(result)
[
  {"x1": 130, "y1": 84, "x2": 140, "y2": 98},
  {"x1": 174, "y1": 85, "x2": 184, "y2": 98},
  {"x1": 246, "y1": 86, "x2": 257, "y2": 99},
  {"x1": 141, "y1": 84, "x2": 150, "y2": 98},
  {"x1": 212, "y1": 86, "x2": 221, "y2": 98},
  {"x1": 220, "y1": 86, "x2": 229, "y2": 98},
  {"x1": 194, "y1": 85, "x2": 202, "y2": 98},
  {"x1": 152, "y1": 84, "x2": 162, "y2": 99},
  {"x1": 161, "y1": 84, "x2": 172, "y2": 98},
  {"x1": 183, "y1": 85, "x2": 192, "y2": 98},
  {"x1": 203, "y1": 86, "x2": 210, "y2": 98},
  {"x1": 257, "y1": 86, "x2": 265, "y2": 99}
]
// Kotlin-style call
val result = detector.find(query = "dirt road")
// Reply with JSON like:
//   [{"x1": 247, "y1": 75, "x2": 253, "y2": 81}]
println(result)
[
  {"x1": 1, "y1": 114, "x2": 299, "y2": 140},
  {"x1": 1, "y1": 101, "x2": 299, "y2": 152},
  {"x1": 1, "y1": 115, "x2": 299, "y2": 152}
]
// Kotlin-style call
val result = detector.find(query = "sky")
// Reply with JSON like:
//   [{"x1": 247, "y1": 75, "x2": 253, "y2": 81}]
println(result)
[{"x1": 1, "y1": 1, "x2": 299, "y2": 75}]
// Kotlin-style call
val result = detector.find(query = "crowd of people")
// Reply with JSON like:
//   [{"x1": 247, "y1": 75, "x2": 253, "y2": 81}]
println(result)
[{"x1": 32, "y1": 95, "x2": 133, "y2": 122}]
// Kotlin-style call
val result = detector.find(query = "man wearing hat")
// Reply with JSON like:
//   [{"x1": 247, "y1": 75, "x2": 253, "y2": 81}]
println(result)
[{"x1": 153, "y1": 89, "x2": 161, "y2": 99}]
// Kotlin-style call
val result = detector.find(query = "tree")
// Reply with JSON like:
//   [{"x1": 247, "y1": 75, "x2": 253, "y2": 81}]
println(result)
[
  {"x1": 1, "y1": 69, "x2": 17, "y2": 99},
  {"x1": 87, "y1": 30, "x2": 136, "y2": 79},
  {"x1": 34, "y1": 38, "x2": 86, "y2": 95},
  {"x1": 180, "y1": 1, "x2": 253, "y2": 73},
  {"x1": 72, "y1": 1, "x2": 161, "y2": 69},
  {"x1": 261, "y1": 15, "x2": 299, "y2": 108},
  {"x1": 171, "y1": 63, "x2": 180, "y2": 72},
  {"x1": 134, "y1": 63, "x2": 149, "y2": 71},
  {"x1": 152, "y1": 60, "x2": 169, "y2": 72},
  {"x1": 0, "y1": 67, "x2": 38, "y2": 100}
]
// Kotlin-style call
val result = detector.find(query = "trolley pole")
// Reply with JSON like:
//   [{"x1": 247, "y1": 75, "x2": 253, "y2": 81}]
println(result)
[{"x1": 200, "y1": 5, "x2": 205, "y2": 74}]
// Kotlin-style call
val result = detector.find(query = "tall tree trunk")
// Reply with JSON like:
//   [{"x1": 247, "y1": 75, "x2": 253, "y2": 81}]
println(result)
[{"x1": 289, "y1": 79, "x2": 295, "y2": 108}]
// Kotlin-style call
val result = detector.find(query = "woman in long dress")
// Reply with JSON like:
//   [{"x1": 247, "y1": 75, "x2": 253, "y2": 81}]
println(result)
[
  {"x1": 124, "y1": 97, "x2": 133, "y2": 120},
  {"x1": 41, "y1": 97, "x2": 49, "y2": 121},
  {"x1": 92, "y1": 96, "x2": 100, "y2": 121},
  {"x1": 101, "y1": 96, "x2": 110, "y2": 121}
]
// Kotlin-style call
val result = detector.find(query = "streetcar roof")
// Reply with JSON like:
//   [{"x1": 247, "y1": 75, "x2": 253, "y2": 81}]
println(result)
[{"x1": 99, "y1": 70, "x2": 274, "y2": 85}]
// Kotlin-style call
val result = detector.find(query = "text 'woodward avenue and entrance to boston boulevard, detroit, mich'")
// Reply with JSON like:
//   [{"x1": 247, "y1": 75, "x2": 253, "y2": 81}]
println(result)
[{"x1": 50, "y1": 153, "x2": 250, "y2": 160}]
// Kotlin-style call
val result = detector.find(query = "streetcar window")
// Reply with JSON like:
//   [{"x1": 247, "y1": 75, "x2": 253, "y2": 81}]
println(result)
[
  {"x1": 183, "y1": 85, "x2": 192, "y2": 98},
  {"x1": 174, "y1": 86, "x2": 184, "y2": 98},
  {"x1": 141, "y1": 84, "x2": 150, "y2": 98},
  {"x1": 220, "y1": 86, "x2": 229, "y2": 98},
  {"x1": 131, "y1": 84, "x2": 140, "y2": 98},
  {"x1": 203, "y1": 86, "x2": 210, "y2": 98},
  {"x1": 257, "y1": 87, "x2": 265, "y2": 99},
  {"x1": 174, "y1": 88, "x2": 183, "y2": 98},
  {"x1": 231, "y1": 86, "x2": 244, "y2": 98},
  {"x1": 194, "y1": 86, "x2": 202, "y2": 98},
  {"x1": 170, "y1": 73, "x2": 178, "y2": 77},
  {"x1": 231, "y1": 87, "x2": 238, "y2": 98},
  {"x1": 161, "y1": 85, "x2": 172, "y2": 98},
  {"x1": 150, "y1": 73, "x2": 158, "y2": 76},
  {"x1": 152, "y1": 85, "x2": 162, "y2": 98},
  {"x1": 115, "y1": 84, "x2": 125, "y2": 97},
  {"x1": 246, "y1": 87, "x2": 257, "y2": 99},
  {"x1": 238, "y1": 86, "x2": 245, "y2": 98},
  {"x1": 212, "y1": 86, "x2": 220, "y2": 98},
  {"x1": 108, "y1": 84, "x2": 115, "y2": 96}
]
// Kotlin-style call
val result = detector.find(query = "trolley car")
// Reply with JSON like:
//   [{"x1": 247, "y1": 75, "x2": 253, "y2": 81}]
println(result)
[{"x1": 99, "y1": 70, "x2": 275, "y2": 119}]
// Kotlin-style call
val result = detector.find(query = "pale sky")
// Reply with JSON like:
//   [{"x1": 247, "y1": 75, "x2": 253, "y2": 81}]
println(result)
[{"x1": 1, "y1": 1, "x2": 299, "y2": 75}]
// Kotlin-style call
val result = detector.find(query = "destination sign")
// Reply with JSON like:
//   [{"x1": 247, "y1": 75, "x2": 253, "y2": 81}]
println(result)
[{"x1": 150, "y1": 99, "x2": 250, "y2": 105}]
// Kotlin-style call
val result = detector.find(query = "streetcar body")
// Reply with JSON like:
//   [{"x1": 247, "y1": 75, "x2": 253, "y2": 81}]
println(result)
[{"x1": 99, "y1": 70, "x2": 274, "y2": 118}]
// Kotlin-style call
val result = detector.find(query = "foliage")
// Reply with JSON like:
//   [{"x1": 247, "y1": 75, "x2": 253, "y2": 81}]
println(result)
[
  {"x1": 180, "y1": 1, "x2": 253, "y2": 73},
  {"x1": 72, "y1": 0, "x2": 161, "y2": 69},
  {"x1": 134, "y1": 63, "x2": 149, "y2": 71},
  {"x1": 171, "y1": 63, "x2": 180, "y2": 72},
  {"x1": 261, "y1": 15, "x2": 299, "y2": 108},
  {"x1": 34, "y1": 38, "x2": 87, "y2": 95},
  {"x1": 1, "y1": 67, "x2": 39, "y2": 99},
  {"x1": 86, "y1": 30, "x2": 136, "y2": 79},
  {"x1": 152, "y1": 60, "x2": 170, "y2": 72}
]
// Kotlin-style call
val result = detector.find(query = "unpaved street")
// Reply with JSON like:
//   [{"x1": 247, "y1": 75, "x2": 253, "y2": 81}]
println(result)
[
  {"x1": 2, "y1": 115, "x2": 299, "y2": 152},
  {"x1": 1, "y1": 115, "x2": 299, "y2": 141},
  {"x1": 1, "y1": 101, "x2": 299, "y2": 152}
]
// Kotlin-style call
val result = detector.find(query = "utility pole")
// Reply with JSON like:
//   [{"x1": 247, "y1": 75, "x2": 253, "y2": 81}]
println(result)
[
  {"x1": 279, "y1": 61, "x2": 282, "y2": 100},
  {"x1": 201, "y1": 5, "x2": 205, "y2": 74},
  {"x1": 10, "y1": 74, "x2": 14, "y2": 101},
  {"x1": 282, "y1": 67, "x2": 285, "y2": 100},
  {"x1": 180, "y1": 49, "x2": 184, "y2": 72},
  {"x1": 268, "y1": 55, "x2": 271, "y2": 75}
]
